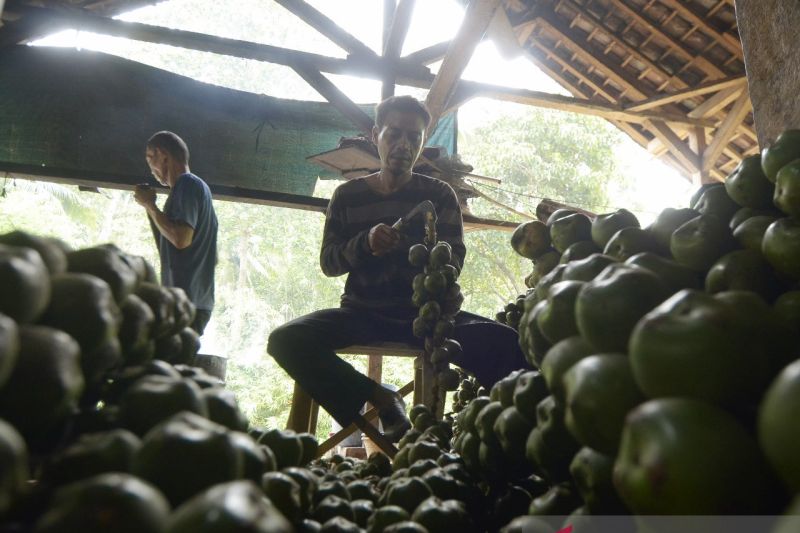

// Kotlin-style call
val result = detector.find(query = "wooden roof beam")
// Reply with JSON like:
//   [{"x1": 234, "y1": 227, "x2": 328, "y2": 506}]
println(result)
[
  {"x1": 291, "y1": 66, "x2": 374, "y2": 133},
  {"x1": 425, "y1": 0, "x2": 502, "y2": 132},
  {"x1": 274, "y1": 0, "x2": 378, "y2": 59},
  {"x1": 443, "y1": 82, "x2": 715, "y2": 127},
  {"x1": 625, "y1": 75, "x2": 746, "y2": 112},
  {"x1": 536, "y1": 11, "x2": 650, "y2": 101},
  {"x1": 383, "y1": 0, "x2": 415, "y2": 58},
  {"x1": 381, "y1": 0, "x2": 397, "y2": 100},
  {"x1": 402, "y1": 40, "x2": 450, "y2": 65},
  {"x1": 702, "y1": 86, "x2": 752, "y2": 171},
  {"x1": 649, "y1": 120, "x2": 701, "y2": 173},
  {"x1": 521, "y1": 49, "x2": 591, "y2": 99},
  {"x1": 666, "y1": 1, "x2": 742, "y2": 58},
  {"x1": 10, "y1": 5, "x2": 431, "y2": 81},
  {"x1": 558, "y1": 0, "x2": 690, "y2": 93},
  {"x1": 687, "y1": 84, "x2": 743, "y2": 118},
  {"x1": 604, "y1": 0, "x2": 728, "y2": 79},
  {"x1": 526, "y1": 37, "x2": 620, "y2": 102}
]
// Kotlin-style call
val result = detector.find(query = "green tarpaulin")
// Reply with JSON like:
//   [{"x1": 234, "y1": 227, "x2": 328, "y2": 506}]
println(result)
[{"x1": 0, "y1": 46, "x2": 455, "y2": 198}]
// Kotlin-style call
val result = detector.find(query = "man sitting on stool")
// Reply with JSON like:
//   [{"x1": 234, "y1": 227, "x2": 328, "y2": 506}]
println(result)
[{"x1": 268, "y1": 96, "x2": 529, "y2": 442}]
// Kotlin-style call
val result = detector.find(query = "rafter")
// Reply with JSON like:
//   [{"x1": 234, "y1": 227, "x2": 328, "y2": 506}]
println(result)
[
  {"x1": 533, "y1": 44, "x2": 620, "y2": 102},
  {"x1": 425, "y1": 0, "x2": 501, "y2": 131},
  {"x1": 687, "y1": 84, "x2": 743, "y2": 118},
  {"x1": 382, "y1": 0, "x2": 415, "y2": 58},
  {"x1": 402, "y1": 40, "x2": 449, "y2": 65},
  {"x1": 292, "y1": 66, "x2": 374, "y2": 132},
  {"x1": 8, "y1": 5, "x2": 430, "y2": 81},
  {"x1": 557, "y1": 0, "x2": 691, "y2": 93},
  {"x1": 666, "y1": 0, "x2": 742, "y2": 58},
  {"x1": 649, "y1": 120, "x2": 701, "y2": 172},
  {"x1": 625, "y1": 75, "x2": 746, "y2": 112},
  {"x1": 702, "y1": 85, "x2": 752, "y2": 171},
  {"x1": 274, "y1": 0, "x2": 377, "y2": 59},
  {"x1": 444, "y1": 82, "x2": 714, "y2": 127},
  {"x1": 536, "y1": 11, "x2": 650, "y2": 100},
  {"x1": 381, "y1": 0, "x2": 397, "y2": 99},
  {"x1": 603, "y1": 0, "x2": 729, "y2": 79}
]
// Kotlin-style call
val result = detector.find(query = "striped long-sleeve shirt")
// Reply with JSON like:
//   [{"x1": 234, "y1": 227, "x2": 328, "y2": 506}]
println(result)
[{"x1": 320, "y1": 173, "x2": 466, "y2": 318}]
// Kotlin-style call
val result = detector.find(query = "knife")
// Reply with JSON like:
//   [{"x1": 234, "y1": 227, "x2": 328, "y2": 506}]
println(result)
[{"x1": 391, "y1": 200, "x2": 437, "y2": 233}]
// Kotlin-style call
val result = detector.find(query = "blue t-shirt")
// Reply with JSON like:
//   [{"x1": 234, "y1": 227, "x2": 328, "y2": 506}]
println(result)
[{"x1": 159, "y1": 173, "x2": 218, "y2": 311}]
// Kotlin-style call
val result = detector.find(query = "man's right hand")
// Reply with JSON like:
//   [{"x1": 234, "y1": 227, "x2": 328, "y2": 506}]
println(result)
[
  {"x1": 368, "y1": 223, "x2": 401, "y2": 256},
  {"x1": 134, "y1": 184, "x2": 157, "y2": 208}
]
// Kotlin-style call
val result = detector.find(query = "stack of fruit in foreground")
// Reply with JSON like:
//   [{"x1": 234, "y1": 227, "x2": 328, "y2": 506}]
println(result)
[
  {"x1": 498, "y1": 128, "x2": 800, "y2": 531},
  {"x1": 3, "y1": 129, "x2": 800, "y2": 532}
]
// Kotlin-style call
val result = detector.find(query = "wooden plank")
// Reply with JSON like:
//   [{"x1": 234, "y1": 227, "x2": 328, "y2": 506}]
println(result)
[
  {"x1": 525, "y1": 40, "x2": 619, "y2": 102},
  {"x1": 667, "y1": 0, "x2": 743, "y2": 58},
  {"x1": 559, "y1": 0, "x2": 690, "y2": 93},
  {"x1": 382, "y1": 0, "x2": 415, "y2": 58},
  {"x1": 402, "y1": 40, "x2": 450, "y2": 65},
  {"x1": 10, "y1": 5, "x2": 430, "y2": 81},
  {"x1": 425, "y1": 0, "x2": 502, "y2": 131},
  {"x1": 702, "y1": 85, "x2": 752, "y2": 171},
  {"x1": 687, "y1": 85, "x2": 743, "y2": 118},
  {"x1": 1, "y1": 164, "x2": 520, "y2": 231},
  {"x1": 292, "y1": 65, "x2": 374, "y2": 132},
  {"x1": 625, "y1": 76, "x2": 746, "y2": 112},
  {"x1": 536, "y1": 11, "x2": 650, "y2": 100},
  {"x1": 604, "y1": 0, "x2": 728, "y2": 79},
  {"x1": 649, "y1": 120, "x2": 701, "y2": 172},
  {"x1": 274, "y1": 0, "x2": 377, "y2": 58},
  {"x1": 451, "y1": 82, "x2": 715, "y2": 127}
]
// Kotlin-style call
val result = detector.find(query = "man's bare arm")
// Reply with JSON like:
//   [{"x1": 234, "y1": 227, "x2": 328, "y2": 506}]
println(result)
[{"x1": 134, "y1": 185, "x2": 194, "y2": 249}]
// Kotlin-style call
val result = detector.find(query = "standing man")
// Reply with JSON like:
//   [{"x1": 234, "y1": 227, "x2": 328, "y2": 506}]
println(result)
[
  {"x1": 268, "y1": 96, "x2": 529, "y2": 441},
  {"x1": 134, "y1": 131, "x2": 218, "y2": 336}
]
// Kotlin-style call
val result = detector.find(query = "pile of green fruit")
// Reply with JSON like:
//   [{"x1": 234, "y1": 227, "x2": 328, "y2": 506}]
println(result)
[
  {"x1": 0, "y1": 231, "x2": 318, "y2": 532},
  {"x1": 500, "y1": 129, "x2": 800, "y2": 528},
  {"x1": 3, "y1": 127, "x2": 800, "y2": 532},
  {"x1": 494, "y1": 295, "x2": 525, "y2": 331}
]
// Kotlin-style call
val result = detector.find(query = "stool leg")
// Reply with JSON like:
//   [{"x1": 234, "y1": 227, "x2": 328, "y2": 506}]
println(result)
[
  {"x1": 415, "y1": 355, "x2": 445, "y2": 419},
  {"x1": 354, "y1": 415, "x2": 397, "y2": 458},
  {"x1": 367, "y1": 354, "x2": 383, "y2": 384},
  {"x1": 287, "y1": 382, "x2": 315, "y2": 434}
]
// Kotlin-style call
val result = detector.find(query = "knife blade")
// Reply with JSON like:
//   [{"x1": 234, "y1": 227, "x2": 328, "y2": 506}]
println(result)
[{"x1": 391, "y1": 200, "x2": 436, "y2": 232}]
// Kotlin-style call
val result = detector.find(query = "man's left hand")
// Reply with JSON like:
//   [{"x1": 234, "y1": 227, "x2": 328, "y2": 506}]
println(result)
[{"x1": 134, "y1": 184, "x2": 157, "y2": 208}]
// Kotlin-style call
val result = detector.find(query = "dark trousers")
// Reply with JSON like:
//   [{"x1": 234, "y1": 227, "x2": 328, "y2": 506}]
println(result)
[
  {"x1": 191, "y1": 309, "x2": 212, "y2": 336},
  {"x1": 267, "y1": 307, "x2": 530, "y2": 427}
]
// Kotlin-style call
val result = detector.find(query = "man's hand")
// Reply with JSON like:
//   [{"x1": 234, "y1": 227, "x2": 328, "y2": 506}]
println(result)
[
  {"x1": 368, "y1": 223, "x2": 401, "y2": 256},
  {"x1": 134, "y1": 184, "x2": 157, "y2": 208}
]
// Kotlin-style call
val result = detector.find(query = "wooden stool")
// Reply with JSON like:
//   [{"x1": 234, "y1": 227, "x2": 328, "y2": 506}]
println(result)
[{"x1": 285, "y1": 342, "x2": 443, "y2": 458}]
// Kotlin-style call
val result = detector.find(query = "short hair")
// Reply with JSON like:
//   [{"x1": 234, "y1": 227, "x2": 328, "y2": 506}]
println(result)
[
  {"x1": 147, "y1": 131, "x2": 189, "y2": 165},
  {"x1": 375, "y1": 95, "x2": 431, "y2": 129}
]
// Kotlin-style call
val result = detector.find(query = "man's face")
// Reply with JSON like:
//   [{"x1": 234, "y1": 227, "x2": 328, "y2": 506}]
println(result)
[
  {"x1": 372, "y1": 110, "x2": 426, "y2": 175},
  {"x1": 145, "y1": 146, "x2": 168, "y2": 186}
]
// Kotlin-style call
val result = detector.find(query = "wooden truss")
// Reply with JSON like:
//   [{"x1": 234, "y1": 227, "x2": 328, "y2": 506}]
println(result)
[{"x1": 0, "y1": 0, "x2": 754, "y2": 189}]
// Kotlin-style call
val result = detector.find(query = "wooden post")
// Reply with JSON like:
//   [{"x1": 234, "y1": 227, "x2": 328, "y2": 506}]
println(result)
[
  {"x1": 689, "y1": 127, "x2": 710, "y2": 186},
  {"x1": 381, "y1": 0, "x2": 396, "y2": 100},
  {"x1": 735, "y1": 0, "x2": 800, "y2": 146}
]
